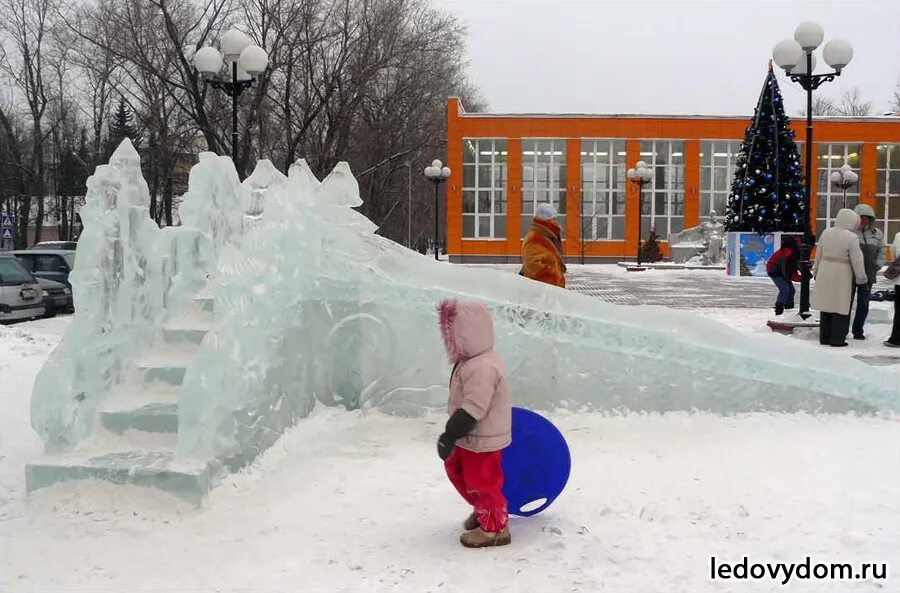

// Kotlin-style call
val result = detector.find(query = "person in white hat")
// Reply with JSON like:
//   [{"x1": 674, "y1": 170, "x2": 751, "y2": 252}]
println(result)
[
  {"x1": 850, "y1": 203, "x2": 886, "y2": 339},
  {"x1": 811, "y1": 208, "x2": 868, "y2": 347},
  {"x1": 520, "y1": 203, "x2": 566, "y2": 288}
]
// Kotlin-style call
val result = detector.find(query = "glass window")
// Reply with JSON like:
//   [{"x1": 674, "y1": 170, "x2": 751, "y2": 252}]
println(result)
[
  {"x1": 0, "y1": 257, "x2": 35, "y2": 285},
  {"x1": 580, "y1": 139, "x2": 626, "y2": 241},
  {"x1": 33, "y1": 255, "x2": 67, "y2": 272},
  {"x1": 700, "y1": 140, "x2": 741, "y2": 223},
  {"x1": 816, "y1": 143, "x2": 862, "y2": 236},
  {"x1": 521, "y1": 139, "x2": 567, "y2": 238},
  {"x1": 461, "y1": 139, "x2": 507, "y2": 239},
  {"x1": 638, "y1": 140, "x2": 685, "y2": 240},
  {"x1": 875, "y1": 144, "x2": 900, "y2": 243}
]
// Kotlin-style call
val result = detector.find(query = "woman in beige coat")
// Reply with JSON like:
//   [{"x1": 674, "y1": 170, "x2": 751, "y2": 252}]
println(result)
[{"x1": 812, "y1": 208, "x2": 868, "y2": 347}]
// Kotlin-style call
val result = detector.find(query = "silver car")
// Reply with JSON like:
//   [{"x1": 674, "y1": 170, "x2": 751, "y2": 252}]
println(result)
[{"x1": 0, "y1": 253, "x2": 45, "y2": 323}]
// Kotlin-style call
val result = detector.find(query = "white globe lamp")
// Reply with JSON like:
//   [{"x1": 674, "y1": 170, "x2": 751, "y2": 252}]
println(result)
[
  {"x1": 220, "y1": 29, "x2": 251, "y2": 58},
  {"x1": 772, "y1": 39, "x2": 803, "y2": 73},
  {"x1": 794, "y1": 21, "x2": 824, "y2": 51},
  {"x1": 823, "y1": 39, "x2": 853, "y2": 73},
  {"x1": 239, "y1": 45, "x2": 269, "y2": 77},
  {"x1": 193, "y1": 46, "x2": 223, "y2": 79}
]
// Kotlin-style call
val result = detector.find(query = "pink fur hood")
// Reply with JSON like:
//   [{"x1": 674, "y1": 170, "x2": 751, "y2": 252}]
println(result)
[
  {"x1": 437, "y1": 299, "x2": 511, "y2": 452},
  {"x1": 437, "y1": 299, "x2": 495, "y2": 363}
]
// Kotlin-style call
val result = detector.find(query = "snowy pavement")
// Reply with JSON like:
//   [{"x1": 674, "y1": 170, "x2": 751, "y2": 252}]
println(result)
[
  {"x1": 480, "y1": 263, "x2": 897, "y2": 310},
  {"x1": 2, "y1": 313, "x2": 900, "y2": 592}
]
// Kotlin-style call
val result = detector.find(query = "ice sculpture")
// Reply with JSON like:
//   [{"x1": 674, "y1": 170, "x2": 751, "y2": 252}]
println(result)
[
  {"x1": 180, "y1": 152, "x2": 245, "y2": 260},
  {"x1": 30, "y1": 142, "x2": 900, "y2": 492},
  {"x1": 241, "y1": 158, "x2": 286, "y2": 217},
  {"x1": 30, "y1": 142, "x2": 236, "y2": 451},
  {"x1": 669, "y1": 212, "x2": 726, "y2": 265},
  {"x1": 176, "y1": 157, "x2": 900, "y2": 468}
]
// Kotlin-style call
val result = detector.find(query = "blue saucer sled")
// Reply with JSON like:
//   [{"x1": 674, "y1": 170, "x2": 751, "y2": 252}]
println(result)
[{"x1": 501, "y1": 407, "x2": 571, "y2": 517}]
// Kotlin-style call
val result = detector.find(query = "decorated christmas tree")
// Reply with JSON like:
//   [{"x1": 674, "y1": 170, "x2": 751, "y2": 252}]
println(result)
[{"x1": 725, "y1": 64, "x2": 806, "y2": 234}]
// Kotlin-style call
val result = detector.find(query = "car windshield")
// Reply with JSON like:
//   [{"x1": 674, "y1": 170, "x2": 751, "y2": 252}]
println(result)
[
  {"x1": 0, "y1": 258, "x2": 35, "y2": 285},
  {"x1": 64, "y1": 254, "x2": 76, "y2": 268}
]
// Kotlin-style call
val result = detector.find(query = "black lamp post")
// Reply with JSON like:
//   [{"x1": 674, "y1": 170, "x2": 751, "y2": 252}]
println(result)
[
  {"x1": 627, "y1": 161, "x2": 653, "y2": 266},
  {"x1": 773, "y1": 22, "x2": 854, "y2": 319},
  {"x1": 193, "y1": 29, "x2": 269, "y2": 170},
  {"x1": 424, "y1": 159, "x2": 451, "y2": 261},
  {"x1": 831, "y1": 164, "x2": 859, "y2": 209}
]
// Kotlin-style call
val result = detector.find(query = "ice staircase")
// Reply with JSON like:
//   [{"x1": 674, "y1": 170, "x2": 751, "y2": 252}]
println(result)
[{"x1": 25, "y1": 292, "x2": 217, "y2": 505}]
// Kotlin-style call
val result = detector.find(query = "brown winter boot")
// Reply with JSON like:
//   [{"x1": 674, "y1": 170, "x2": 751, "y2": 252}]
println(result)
[
  {"x1": 464, "y1": 511, "x2": 479, "y2": 531},
  {"x1": 460, "y1": 527, "x2": 511, "y2": 548}
]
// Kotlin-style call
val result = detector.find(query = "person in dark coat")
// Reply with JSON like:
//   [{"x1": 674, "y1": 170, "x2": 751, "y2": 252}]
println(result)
[
  {"x1": 766, "y1": 236, "x2": 802, "y2": 316},
  {"x1": 885, "y1": 232, "x2": 900, "y2": 348},
  {"x1": 851, "y1": 204, "x2": 886, "y2": 340}
]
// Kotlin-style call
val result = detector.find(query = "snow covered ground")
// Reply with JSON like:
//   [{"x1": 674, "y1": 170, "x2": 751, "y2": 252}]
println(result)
[{"x1": 2, "y1": 305, "x2": 899, "y2": 592}]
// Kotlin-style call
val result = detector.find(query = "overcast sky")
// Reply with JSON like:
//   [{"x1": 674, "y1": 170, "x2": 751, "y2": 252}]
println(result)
[{"x1": 433, "y1": 0, "x2": 900, "y2": 117}]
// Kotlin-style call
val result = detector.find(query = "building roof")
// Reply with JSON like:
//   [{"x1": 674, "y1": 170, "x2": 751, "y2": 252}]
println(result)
[{"x1": 448, "y1": 97, "x2": 900, "y2": 124}]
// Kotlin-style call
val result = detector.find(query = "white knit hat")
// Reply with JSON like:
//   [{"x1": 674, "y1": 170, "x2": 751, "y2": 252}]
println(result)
[{"x1": 534, "y1": 203, "x2": 557, "y2": 221}]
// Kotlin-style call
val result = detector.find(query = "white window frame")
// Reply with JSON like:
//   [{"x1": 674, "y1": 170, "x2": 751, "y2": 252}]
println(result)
[
  {"x1": 876, "y1": 144, "x2": 900, "y2": 244},
  {"x1": 580, "y1": 139, "x2": 626, "y2": 241},
  {"x1": 521, "y1": 139, "x2": 567, "y2": 238},
  {"x1": 461, "y1": 138, "x2": 507, "y2": 240},
  {"x1": 816, "y1": 143, "x2": 862, "y2": 235},
  {"x1": 639, "y1": 140, "x2": 685, "y2": 240},
  {"x1": 700, "y1": 140, "x2": 742, "y2": 222}
]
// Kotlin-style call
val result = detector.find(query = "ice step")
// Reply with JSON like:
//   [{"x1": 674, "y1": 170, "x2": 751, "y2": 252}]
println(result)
[
  {"x1": 162, "y1": 327, "x2": 209, "y2": 346},
  {"x1": 139, "y1": 365, "x2": 187, "y2": 386},
  {"x1": 137, "y1": 346, "x2": 197, "y2": 386},
  {"x1": 26, "y1": 451, "x2": 212, "y2": 506},
  {"x1": 192, "y1": 296, "x2": 214, "y2": 313},
  {"x1": 100, "y1": 402, "x2": 178, "y2": 434}
]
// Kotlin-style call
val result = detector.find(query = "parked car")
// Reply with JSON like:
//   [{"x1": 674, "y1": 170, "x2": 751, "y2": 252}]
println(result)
[
  {"x1": 30, "y1": 241, "x2": 78, "y2": 250},
  {"x1": 13, "y1": 249, "x2": 76, "y2": 288},
  {"x1": 33, "y1": 276, "x2": 73, "y2": 317},
  {"x1": 0, "y1": 253, "x2": 45, "y2": 323}
]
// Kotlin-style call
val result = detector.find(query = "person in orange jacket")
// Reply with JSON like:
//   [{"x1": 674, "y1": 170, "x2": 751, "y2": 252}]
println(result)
[{"x1": 521, "y1": 203, "x2": 566, "y2": 288}]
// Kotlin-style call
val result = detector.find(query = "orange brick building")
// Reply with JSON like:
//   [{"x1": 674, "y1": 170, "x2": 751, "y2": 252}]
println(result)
[{"x1": 444, "y1": 97, "x2": 900, "y2": 263}]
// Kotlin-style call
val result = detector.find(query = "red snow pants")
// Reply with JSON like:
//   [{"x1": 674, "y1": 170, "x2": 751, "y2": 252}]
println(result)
[{"x1": 444, "y1": 447, "x2": 508, "y2": 533}]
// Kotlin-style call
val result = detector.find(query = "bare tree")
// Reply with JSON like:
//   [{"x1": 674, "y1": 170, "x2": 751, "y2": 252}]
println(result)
[
  {"x1": 799, "y1": 96, "x2": 839, "y2": 117},
  {"x1": 0, "y1": 0, "x2": 63, "y2": 246},
  {"x1": 837, "y1": 87, "x2": 873, "y2": 117},
  {"x1": 890, "y1": 79, "x2": 900, "y2": 113},
  {"x1": 0, "y1": 0, "x2": 484, "y2": 247}
]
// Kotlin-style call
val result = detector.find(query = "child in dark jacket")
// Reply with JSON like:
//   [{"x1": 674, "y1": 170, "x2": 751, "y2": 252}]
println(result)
[
  {"x1": 767, "y1": 236, "x2": 802, "y2": 316},
  {"x1": 436, "y1": 299, "x2": 512, "y2": 548}
]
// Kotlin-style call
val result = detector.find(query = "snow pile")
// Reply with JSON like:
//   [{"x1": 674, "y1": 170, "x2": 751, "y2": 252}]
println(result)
[{"x1": 4, "y1": 400, "x2": 899, "y2": 592}]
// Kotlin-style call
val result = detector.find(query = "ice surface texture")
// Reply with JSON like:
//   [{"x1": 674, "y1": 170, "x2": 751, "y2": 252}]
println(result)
[
  {"x1": 177, "y1": 157, "x2": 899, "y2": 467},
  {"x1": 30, "y1": 142, "x2": 236, "y2": 451},
  {"x1": 32, "y1": 142, "x2": 900, "y2": 467}
]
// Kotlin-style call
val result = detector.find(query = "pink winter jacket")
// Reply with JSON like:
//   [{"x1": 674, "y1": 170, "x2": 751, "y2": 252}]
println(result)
[{"x1": 438, "y1": 299, "x2": 512, "y2": 452}]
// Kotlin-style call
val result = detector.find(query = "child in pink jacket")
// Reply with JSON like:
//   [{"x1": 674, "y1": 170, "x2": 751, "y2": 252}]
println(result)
[{"x1": 436, "y1": 299, "x2": 512, "y2": 548}]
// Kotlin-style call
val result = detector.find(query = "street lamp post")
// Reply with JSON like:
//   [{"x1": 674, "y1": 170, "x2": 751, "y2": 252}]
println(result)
[
  {"x1": 193, "y1": 29, "x2": 270, "y2": 171},
  {"x1": 406, "y1": 162, "x2": 412, "y2": 249},
  {"x1": 627, "y1": 161, "x2": 653, "y2": 266},
  {"x1": 772, "y1": 22, "x2": 853, "y2": 319},
  {"x1": 830, "y1": 163, "x2": 859, "y2": 209},
  {"x1": 424, "y1": 159, "x2": 451, "y2": 261}
]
